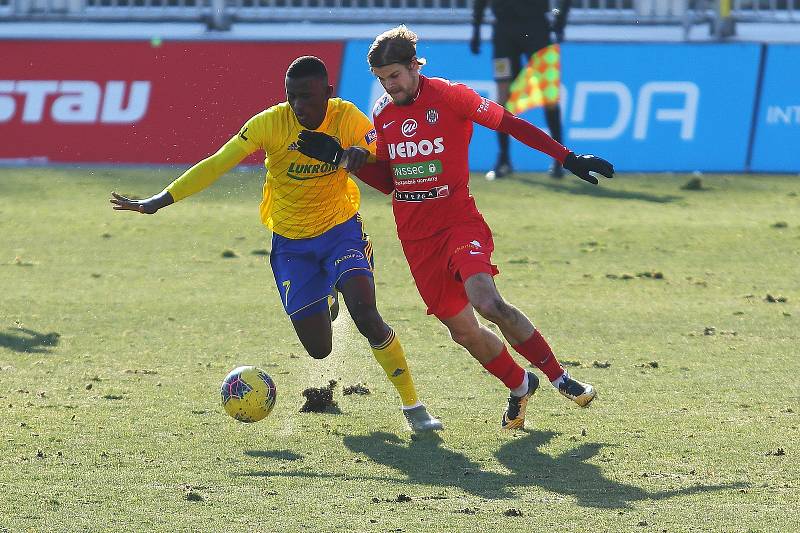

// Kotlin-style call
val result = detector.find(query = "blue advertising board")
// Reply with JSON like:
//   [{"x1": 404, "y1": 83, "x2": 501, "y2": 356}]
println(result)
[
  {"x1": 339, "y1": 41, "x2": 761, "y2": 173},
  {"x1": 750, "y1": 44, "x2": 800, "y2": 173}
]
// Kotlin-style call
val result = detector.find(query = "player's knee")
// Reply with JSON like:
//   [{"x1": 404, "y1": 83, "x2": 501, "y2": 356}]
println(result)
[
  {"x1": 449, "y1": 327, "x2": 482, "y2": 350},
  {"x1": 350, "y1": 306, "x2": 385, "y2": 338},
  {"x1": 308, "y1": 347, "x2": 332, "y2": 360},
  {"x1": 306, "y1": 341, "x2": 333, "y2": 360},
  {"x1": 472, "y1": 296, "x2": 506, "y2": 323}
]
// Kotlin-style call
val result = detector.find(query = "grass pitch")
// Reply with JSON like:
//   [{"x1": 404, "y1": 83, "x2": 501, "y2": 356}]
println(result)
[{"x1": 1, "y1": 167, "x2": 798, "y2": 532}]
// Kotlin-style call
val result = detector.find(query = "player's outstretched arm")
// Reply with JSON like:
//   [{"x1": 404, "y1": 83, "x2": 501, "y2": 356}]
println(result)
[
  {"x1": 495, "y1": 110, "x2": 614, "y2": 184},
  {"x1": 110, "y1": 142, "x2": 249, "y2": 215},
  {"x1": 297, "y1": 130, "x2": 394, "y2": 194},
  {"x1": 110, "y1": 190, "x2": 174, "y2": 214}
]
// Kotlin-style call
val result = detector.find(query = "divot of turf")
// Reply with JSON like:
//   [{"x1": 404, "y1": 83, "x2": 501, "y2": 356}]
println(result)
[
  {"x1": 637, "y1": 271, "x2": 664, "y2": 279},
  {"x1": 300, "y1": 380, "x2": 338, "y2": 413},
  {"x1": 185, "y1": 491, "x2": 203, "y2": 502},
  {"x1": 343, "y1": 383, "x2": 370, "y2": 395},
  {"x1": 681, "y1": 177, "x2": 705, "y2": 190}
]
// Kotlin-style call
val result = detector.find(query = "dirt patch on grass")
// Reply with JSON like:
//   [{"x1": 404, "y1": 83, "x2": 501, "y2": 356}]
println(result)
[
  {"x1": 343, "y1": 383, "x2": 370, "y2": 395},
  {"x1": 681, "y1": 177, "x2": 706, "y2": 190},
  {"x1": 300, "y1": 380, "x2": 338, "y2": 412}
]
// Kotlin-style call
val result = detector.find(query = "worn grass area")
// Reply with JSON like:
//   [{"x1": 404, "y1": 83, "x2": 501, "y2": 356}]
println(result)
[{"x1": 1, "y1": 167, "x2": 798, "y2": 532}]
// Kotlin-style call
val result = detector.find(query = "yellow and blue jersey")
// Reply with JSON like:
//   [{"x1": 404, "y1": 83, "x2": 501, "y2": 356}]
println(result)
[
  {"x1": 166, "y1": 98, "x2": 376, "y2": 239},
  {"x1": 230, "y1": 98, "x2": 377, "y2": 239}
]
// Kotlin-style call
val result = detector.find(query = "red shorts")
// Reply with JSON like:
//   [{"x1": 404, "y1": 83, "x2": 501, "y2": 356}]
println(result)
[{"x1": 401, "y1": 218, "x2": 499, "y2": 319}]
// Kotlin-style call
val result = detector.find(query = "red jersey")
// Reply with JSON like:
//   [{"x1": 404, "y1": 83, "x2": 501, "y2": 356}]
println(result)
[{"x1": 373, "y1": 75, "x2": 504, "y2": 241}]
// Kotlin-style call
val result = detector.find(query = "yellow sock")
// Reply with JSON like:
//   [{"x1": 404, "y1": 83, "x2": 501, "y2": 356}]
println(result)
[{"x1": 371, "y1": 329, "x2": 419, "y2": 408}]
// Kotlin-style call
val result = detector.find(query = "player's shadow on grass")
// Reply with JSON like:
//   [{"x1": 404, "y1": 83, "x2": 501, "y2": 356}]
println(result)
[
  {"x1": 0, "y1": 327, "x2": 60, "y2": 354},
  {"x1": 515, "y1": 175, "x2": 682, "y2": 204},
  {"x1": 342, "y1": 430, "x2": 745, "y2": 509},
  {"x1": 245, "y1": 450, "x2": 303, "y2": 461}
]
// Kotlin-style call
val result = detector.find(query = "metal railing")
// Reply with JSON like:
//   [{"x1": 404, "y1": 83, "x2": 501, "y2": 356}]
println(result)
[
  {"x1": 732, "y1": 0, "x2": 798, "y2": 20},
  {"x1": 2, "y1": 0, "x2": 797, "y2": 27}
]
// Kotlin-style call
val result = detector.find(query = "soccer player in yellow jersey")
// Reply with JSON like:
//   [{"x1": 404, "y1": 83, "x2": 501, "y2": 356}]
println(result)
[{"x1": 110, "y1": 56, "x2": 441, "y2": 432}]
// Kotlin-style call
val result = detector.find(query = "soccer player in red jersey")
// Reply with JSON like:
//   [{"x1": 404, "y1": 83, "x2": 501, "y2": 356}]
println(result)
[{"x1": 297, "y1": 26, "x2": 614, "y2": 429}]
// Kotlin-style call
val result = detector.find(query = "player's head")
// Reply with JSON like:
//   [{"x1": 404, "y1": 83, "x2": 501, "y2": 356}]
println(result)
[
  {"x1": 368, "y1": 25, "x2": 426, "y2": 106},
  {"x1": 285, "y1": 56, "x2": 333, "y2": 130}
]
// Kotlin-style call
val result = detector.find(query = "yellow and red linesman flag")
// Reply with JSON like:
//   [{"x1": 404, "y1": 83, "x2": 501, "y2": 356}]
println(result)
[{"x1": 505, "y1": 44, "x2": 561, "y2": 114}]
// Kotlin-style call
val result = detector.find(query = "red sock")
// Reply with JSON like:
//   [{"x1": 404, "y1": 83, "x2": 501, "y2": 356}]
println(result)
[
  {"x1": 481, "y1": 346, "x2": 526, "y2": 390},
  {"x1": 513, "y1": 330, "x2": 564, "y2": 383}
]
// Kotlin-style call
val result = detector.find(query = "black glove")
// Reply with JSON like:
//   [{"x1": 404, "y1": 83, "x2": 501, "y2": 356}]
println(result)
[
  {"x1": 297, "y1": 130, "x2": 344, "y2": 166},
  {"x1": 469, "y1": 26, "x2": 481, "y2": 55},
  {"x1": 563, "y1": 152, "x2": 614, "y2": 185},
  {"x1": 551, "y1": 8, "x2": 566, "y2": 43}
]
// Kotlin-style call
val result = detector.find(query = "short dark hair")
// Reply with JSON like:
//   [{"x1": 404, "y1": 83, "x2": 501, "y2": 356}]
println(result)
[
  {"x1": 368, "y1": 25, "x2": 427, "y2": 69},
  {"x1": 286, "y1": 56, "x2": 328, "y2": 80}
]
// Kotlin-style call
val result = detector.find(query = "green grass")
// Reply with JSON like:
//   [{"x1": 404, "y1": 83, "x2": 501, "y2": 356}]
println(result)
[{"x1": 1, "y1": 167, "x2": 798, "y2": 532}]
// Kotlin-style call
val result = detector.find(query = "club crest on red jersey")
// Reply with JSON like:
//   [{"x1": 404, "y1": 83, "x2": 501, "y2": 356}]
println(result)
[{"x1": 426, "y1": 108, "x2": 439, "y2": 124}]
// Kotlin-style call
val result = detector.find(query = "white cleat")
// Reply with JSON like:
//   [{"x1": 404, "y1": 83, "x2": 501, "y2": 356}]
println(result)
[{"x1": 403, "y1": 405, "x2": 443, "y2": 432}]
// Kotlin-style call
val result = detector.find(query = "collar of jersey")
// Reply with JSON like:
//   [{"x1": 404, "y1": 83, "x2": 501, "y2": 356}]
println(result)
[{"x1": 409, "y1": 75, "x2": 426, "y2": 105}]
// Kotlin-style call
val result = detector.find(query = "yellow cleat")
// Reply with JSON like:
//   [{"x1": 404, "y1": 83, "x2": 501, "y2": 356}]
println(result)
[
  {"x1": 558, "y1": 375, "x2": 596, "y2": 407},
  {"x1": 501, "y1": 371, "x2": 539, "y2": 430}
]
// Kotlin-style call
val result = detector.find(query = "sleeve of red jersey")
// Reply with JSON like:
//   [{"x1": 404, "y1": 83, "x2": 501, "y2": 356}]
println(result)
[
  {"x1": 443, "y1": 81, "x2": 504, "y2": 129},
  {"x1": 354, "y1": 160, "x2": 394, "y2": 195},
  {"x1": 352, "y1": 112, "x2": 393, "y2": 195},
  {"x1": 444, "y1": 81, "x2": 569, "y2": 163},
  {"x1": 374, "y1": 120, "x2": 391, "y2": 161}
]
